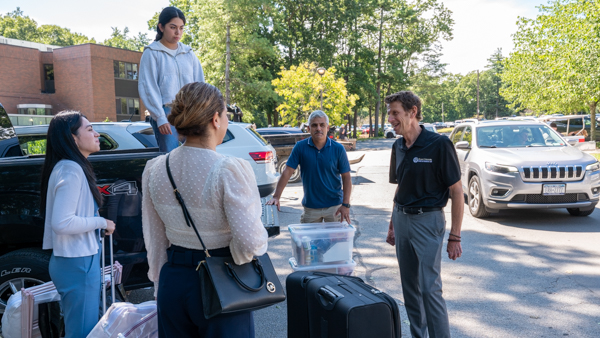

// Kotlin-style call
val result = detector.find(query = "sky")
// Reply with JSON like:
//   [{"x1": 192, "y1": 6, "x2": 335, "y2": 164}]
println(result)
[{"x1": 1, "y1": 0, "x2": 547, "y2": 75}]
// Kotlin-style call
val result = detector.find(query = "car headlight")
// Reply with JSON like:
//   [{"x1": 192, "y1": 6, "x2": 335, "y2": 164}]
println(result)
[
  {"x1": 586, "y1": 161, "x2": 600, "y2": 172},
  {"x1": 485, "y1": 162, "x2": 519, "y2": 173}
]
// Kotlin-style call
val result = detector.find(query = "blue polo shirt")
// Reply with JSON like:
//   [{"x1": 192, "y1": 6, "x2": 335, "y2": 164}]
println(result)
[{"x1": 286, "y1": 137, "x2": 351, "y2": 208}]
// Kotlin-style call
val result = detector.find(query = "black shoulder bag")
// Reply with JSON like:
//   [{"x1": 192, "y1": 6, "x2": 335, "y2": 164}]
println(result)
[{"x1": 165, "y1": 153, "x2": 285, "y2": 319}]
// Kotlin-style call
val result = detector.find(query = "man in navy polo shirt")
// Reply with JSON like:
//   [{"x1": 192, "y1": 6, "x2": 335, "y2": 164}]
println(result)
[
  {"x1": 267, "y1": 110, "x2": 352, "y2": 223},
  {"x1": 385, "y1": 91, "x2": 464, "y2": 338}
]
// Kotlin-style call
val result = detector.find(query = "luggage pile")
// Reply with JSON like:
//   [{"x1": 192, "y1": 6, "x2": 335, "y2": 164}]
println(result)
[{"x1": 288, "y1": 222, "x2": 356, "y2": 275}]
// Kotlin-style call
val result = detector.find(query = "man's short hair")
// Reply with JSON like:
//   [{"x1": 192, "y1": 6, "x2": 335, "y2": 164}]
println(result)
[
  {"x1": 384, "y1": 91, "x2": 422, "y2": 121},
  {"x1": 308, "y1": 110, "x2": 329, "y2": 126},
  {"x1": 550, "y1": 122, "x2": 557, "y2": 128}
]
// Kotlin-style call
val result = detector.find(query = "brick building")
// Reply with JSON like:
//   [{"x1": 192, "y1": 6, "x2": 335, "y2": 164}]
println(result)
[{"x1": 0, "y1": 36, "x2": 146, "y2": 125}]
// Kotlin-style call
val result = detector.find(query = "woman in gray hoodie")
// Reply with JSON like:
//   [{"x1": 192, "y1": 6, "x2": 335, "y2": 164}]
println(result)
[{"x1": 138, "y1": 6, "x2": 205, "y2": 152}]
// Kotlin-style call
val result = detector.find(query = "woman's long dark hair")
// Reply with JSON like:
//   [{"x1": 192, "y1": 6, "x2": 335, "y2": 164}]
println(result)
[
  {"x1": 155, "y1": 6, "x2": 186, "y2": 41},
  {"x1": 40, "y1": 111, "x2": 102, "y2": 217}
]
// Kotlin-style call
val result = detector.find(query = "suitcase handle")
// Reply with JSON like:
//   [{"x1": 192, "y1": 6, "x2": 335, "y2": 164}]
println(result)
[{"x1": 316, "y1": 285, "x2": 344, "y2": 310}]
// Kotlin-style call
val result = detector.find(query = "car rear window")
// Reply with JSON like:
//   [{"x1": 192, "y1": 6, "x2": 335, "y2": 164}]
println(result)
[
  {"x1": 17, "y1": 133, "x2": 116, "y2": 155},
  {"x1": 222, "y1": 130, "x2": 234, "y2": 144},
  {"x1": 246, "y1": 127, "x2": 268, "y2": 146},
  {"x1": 132, "y1": 128, "x2": 158, "y2": 148}
]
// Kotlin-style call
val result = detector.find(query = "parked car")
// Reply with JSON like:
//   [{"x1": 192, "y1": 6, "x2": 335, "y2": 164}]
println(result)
[
  {"x1": 255, "y1": 127, "x2": 305, "y2": 136},
  {"x1": 449, "y1": 120, "x2": 600, "y2": 218},
  {"x1": 7, "y1": 120, "x2": 279, "y2": 199},
  {"x1": 385, "y1": 123, "x2": 438, "y2": 139},
  {"x1": 12, "y1": 122, "x2": 157, "y2": 156},
  {"x1": 360, "y1": 124, "x2": 371, "y2": 134},
  {"x1": 538, "y1": 115, "x2": 600, "y2": 141}
]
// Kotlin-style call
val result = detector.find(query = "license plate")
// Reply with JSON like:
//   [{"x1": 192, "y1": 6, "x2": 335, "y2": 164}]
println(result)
[
  {"x1": 543, "y1": 184, "x2": 566, "y2": 195},
  {"x1": 261, "y1": 196, "x2": 279, "y2": 227}
]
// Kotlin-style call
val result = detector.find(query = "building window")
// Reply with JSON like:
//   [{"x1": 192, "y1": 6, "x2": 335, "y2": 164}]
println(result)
[
  {"x1": 113, "y1": 61, "x2": 138, "y2": 80},
  {"x1": 116, "y1": 97, "x2": 140, "y2": 116},
  {"x1": 43, "y1": 64, "x2": 55, "y2": 93}
]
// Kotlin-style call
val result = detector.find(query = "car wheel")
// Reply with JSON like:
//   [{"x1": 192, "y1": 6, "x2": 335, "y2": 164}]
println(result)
[
  {"x1": 0, "y1": 249, "x2": 51, "y2": 318},
  {"x1": 277, "y1": 159, "x2": 301, "y2": 184},
  {"x1": 468, "y1": 176, "x2": 490, "y2": 218},
  {"x1": 566, "y1": 207, "x2": 595, "y2": 216},
  {"x1": 386, "y1": 132, "x2": 394, "y2": 139}
]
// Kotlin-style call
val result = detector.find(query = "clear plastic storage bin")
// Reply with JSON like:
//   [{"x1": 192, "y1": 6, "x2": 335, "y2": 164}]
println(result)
[
  {"x1": 289, "y1": 257, "x2": 356, "y2": 276},
  {"x1": 288, "y1": 222, "x2": 355, "y2": 266}
]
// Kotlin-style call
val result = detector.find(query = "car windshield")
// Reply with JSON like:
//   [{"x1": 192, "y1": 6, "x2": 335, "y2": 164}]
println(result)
[{"x1": 476, "y1": 125, "x2": 566, "y2": 148}]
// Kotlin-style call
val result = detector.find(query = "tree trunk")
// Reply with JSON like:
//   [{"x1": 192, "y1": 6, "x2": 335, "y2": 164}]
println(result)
[
  {"x1": 590, "y1": 101, "x2": 597, "y2": 142},
  {"x1": 273, "y1": 109, "x2": 279, "y2": 127},
  {"x1": 476, "y1": 70, "x2": 480, "y2": 119},
  {"x1": 225, "y1": 25, "x2": 231, "y2": 105},
  {"x1": 267, "y1": 111, "x2": 272, "y2": 126},
  {"x1": 369, "y1": 105, "x2": 373, "y2": 138},
  {"x1": 374, "y1": 7, "x2": 384, "y2": 138},
  {"x1": 381, "y1": 84, "x2": 391, "y2": 130},
  {"x1": 353, "y1": 106, "x2": 358, "y2": 139}
]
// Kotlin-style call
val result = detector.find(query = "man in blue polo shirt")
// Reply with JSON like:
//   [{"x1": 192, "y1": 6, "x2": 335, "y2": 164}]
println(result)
[{"x1": 267, "y1": 110, "x2": 352, "y2": 223}]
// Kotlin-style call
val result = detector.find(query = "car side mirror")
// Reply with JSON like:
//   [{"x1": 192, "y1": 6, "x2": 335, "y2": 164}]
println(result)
[
  {"x1": 566, "y1": 139, "x2": 578, "y2": 146},
  {"x1": 455, "y1": 141, "x2": 470, "y2": 149}
]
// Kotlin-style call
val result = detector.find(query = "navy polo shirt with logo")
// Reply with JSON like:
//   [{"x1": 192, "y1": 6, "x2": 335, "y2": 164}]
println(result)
[
  {"x1": 389, "y1": 126, "x2": 461, "y2": 208},
  {"x1": 287, "y1": 137, "x2": 351, "y2": 209}
]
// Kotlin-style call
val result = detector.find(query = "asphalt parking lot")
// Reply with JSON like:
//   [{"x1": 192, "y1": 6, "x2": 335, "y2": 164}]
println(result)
[{"x1": 131, "y1": 139, "x2": 600, "y2": 337}]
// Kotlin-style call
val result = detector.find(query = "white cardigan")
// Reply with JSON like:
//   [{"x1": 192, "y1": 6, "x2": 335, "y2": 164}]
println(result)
[{"x1": 42, "y1": 160, "x2": 107, "y2": 257}]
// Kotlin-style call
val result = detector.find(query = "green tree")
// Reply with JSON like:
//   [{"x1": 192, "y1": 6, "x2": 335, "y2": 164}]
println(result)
[
  {"x1": 272, "y1": 63, "x2": 358, "y2": 126},
  {"x1": 150, "y1": 0, "x2": 281, "y2": 127},
  {"x1": 501, "y1": 0, "x2": 600, "y2": 139},
  {"x1": 102, "y1": 27, "x2": 149, "y2": 52},
  {"x1": 0, "y1": 8, "x2": 95, "y2": 46}
]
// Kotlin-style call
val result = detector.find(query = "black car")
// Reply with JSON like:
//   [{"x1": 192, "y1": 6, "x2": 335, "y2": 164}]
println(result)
[{"x1": 255, "y1": 127, "x2": 305, "y2": 136}]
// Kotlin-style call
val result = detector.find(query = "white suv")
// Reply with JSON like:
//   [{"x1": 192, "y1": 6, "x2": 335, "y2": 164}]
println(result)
[
  {"x1": 450, "y1": 120, "x2": 600, "y2": 217},
  {"x1": 217, "y1": 122, "x2": 279, "y2": 197},
  {"x1": 218, "y1": 123, "x2": 279, "y2": 197}
]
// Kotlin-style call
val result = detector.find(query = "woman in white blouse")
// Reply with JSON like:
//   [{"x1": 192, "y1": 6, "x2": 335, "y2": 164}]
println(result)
[
  {"x1": 41, "y1": 111, "x2": 116, "y2": 338},
  {"x1": 142, "y1": 82, "x2": 268, "y2": 337}
]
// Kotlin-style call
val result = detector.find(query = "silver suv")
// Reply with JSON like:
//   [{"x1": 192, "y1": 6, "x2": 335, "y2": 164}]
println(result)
[{"x1": 450, "y1": 120, "x2": 600, "y2": 217}]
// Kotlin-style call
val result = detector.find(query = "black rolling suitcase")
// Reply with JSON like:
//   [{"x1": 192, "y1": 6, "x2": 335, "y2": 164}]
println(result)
[{"x1": 286, "y1": 271, "x2": 400, "y2": 338}]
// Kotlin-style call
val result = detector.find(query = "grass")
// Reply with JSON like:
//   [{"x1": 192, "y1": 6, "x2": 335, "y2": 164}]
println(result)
[
  {"x1": 591, "y1": 153, "x2": 600, "y2": 161},
  {"x1": 356, "y1": 136, "x2": 386, "y2": 141},
  {"x1": 437, "y1": 127, "x2": 454, "y2": 133}
]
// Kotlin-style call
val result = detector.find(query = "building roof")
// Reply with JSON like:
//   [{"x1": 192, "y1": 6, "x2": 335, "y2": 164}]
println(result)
[{"x1": 0, "y1": 35, "x2": 62, "y2": 51}]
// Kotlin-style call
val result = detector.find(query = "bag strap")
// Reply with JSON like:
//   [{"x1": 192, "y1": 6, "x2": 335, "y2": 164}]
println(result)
[{"x1": 165, "y1": 153, "x2": 211, "y2": 257}]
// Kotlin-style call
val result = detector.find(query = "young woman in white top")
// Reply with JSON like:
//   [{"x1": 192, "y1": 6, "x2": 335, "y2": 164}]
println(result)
[
  {"x1": 142, "y1": 82, "x2": 268, "y2": 337},
  {"x1": 138, "y1": 6, "x2": 205, "y2": 152},
  {"x1": 41, "y1": 111, "x2": 116, "y2": 338}
]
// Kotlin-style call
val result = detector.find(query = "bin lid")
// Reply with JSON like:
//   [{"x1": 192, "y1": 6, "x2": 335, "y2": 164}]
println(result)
[{"x1": 288, "y1": 221, "x2": 355, "y2": 234}]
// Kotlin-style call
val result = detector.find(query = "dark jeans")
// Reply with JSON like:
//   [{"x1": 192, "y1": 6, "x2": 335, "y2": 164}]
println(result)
[{"x1": 157, "y1": 245, "x2": 255, "y2": 338}]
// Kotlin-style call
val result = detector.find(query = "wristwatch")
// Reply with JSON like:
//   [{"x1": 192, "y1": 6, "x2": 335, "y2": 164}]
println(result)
[{"x1": 342, "y1": 203, "x2": 351, "y2": 208}]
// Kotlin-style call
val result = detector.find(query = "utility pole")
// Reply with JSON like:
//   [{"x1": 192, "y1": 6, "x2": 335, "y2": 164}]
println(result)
[
  {"x1": 476, "y1": 70, "x2": 480, "y2": 120},
  {"x1": 317, "y1": 67, "x2": 326, "y2": 110},
  {"x1": 442, "y1": 102, "x2": 444, "y2": 123},
  {"x1": 225, "y1": 25, "x2": 231, "y2": 105},
  {"x1": 374, "y1": 7, "x2": 384, "y2": 138}
]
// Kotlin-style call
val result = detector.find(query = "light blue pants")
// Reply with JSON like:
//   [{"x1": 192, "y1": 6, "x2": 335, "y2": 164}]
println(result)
[
  {"x1": 49, "y1": 250, "x2": 101, "y2": 338},
  {"x1": 150, "y1": 106, "x2": 180, "y2": 152}
]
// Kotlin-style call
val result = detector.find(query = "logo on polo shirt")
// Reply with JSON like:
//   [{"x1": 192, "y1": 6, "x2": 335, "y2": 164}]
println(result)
[{"x1": 413, "y1": 157, "x2": 432, "y2": 163}]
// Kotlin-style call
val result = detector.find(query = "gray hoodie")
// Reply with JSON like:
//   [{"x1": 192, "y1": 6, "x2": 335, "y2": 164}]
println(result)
[{"x1": 138, "y1": 41, "x2": 205, "y2": 126}]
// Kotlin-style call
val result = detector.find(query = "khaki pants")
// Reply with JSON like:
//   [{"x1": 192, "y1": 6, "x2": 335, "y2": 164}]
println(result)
[{"x1": 300, "y1": 205, "x2": 342, "y2": 223}]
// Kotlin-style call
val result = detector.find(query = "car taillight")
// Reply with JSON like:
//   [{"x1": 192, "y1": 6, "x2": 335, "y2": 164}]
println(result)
[
  {"x1": 579, "y1": 137, "x2": 585, "y2": 142},
  {"x1": 249, "y1": 151, "x2": 273, "y2": 163}
]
